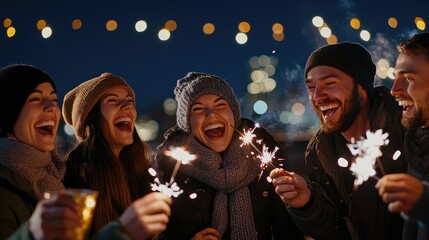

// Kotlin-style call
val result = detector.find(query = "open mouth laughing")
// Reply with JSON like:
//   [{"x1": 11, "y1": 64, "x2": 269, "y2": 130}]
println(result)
[
  {"x1": 35, "y1": 120, "x2": 55, "y2": 135},
  {"x1": 113, "y1": 116, "x2": 133, "y2": 131},
  {"x1": 318, "y1": 103, "x2": 340, "y2": 120},
  {"x1": 204, "y1": 122, "x2": 225, "y2": 139}
]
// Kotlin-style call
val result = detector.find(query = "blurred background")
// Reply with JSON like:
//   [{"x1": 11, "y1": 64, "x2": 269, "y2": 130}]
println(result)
[{"x1": 1, "y1": 0, "x2": 428, "y2": 170}]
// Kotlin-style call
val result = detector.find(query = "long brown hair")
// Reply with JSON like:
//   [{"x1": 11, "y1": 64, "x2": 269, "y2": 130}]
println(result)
[{"x1": 64, "y1": 102, "x2": 153, "y2": 234}]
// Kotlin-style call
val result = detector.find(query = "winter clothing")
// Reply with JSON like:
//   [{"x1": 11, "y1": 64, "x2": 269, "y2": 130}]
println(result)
[
  {"x1": 155, "y1": 118, "x2": 304, "y2": 240},
  {"x1": 0, "y1": 64, "x2": 56, "y2": 137},
  {"x1": 288, "y1": 87, "x2": 408, "y2": 239},
  {"x1": 62, "y1": 72, "x2": 135, "y2": 141},
  {"x1": 0, "y1": 138, "x2": 65, "y2": 239},
  {"x1": 401, "y1": 127, "x2": 429, "y2": 240},
  {"x1": 174, "y1": 72, "x2": 241, "y2": 132},
  {"x1": 304, "y1": 42, "x2": 376, "y2": 97}
]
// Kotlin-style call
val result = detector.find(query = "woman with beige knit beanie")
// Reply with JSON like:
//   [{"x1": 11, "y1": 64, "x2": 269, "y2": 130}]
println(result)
[
  {"x1": 154, "y1": 72, "x2": 304, "y2": 239},
  {"x1": 62, "y1": 73, "x2": 172, "y2": 239},
  {"x1": 0, "y1": 64, "x2": 82, "y2": 239}
]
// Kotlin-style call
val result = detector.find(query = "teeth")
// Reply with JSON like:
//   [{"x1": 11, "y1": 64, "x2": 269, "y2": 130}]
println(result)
[
  {"x1": 36, "y1": 121, "x2": 55, "y2": 128},
  {"x1": 204, "y1": 123, "x2": 223, "y2": 131},
  {"x1": 113, "y1": 117, "x2": 131, "y2": 124},
  {"x1": 398, "y1": 100, "x2": 414, "y2": 107},
  {"x1": 319, "y1": 103, "x2": 339, "y2": 112}
]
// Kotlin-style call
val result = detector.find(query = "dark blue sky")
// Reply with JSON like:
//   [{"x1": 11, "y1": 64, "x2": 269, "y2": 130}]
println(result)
[{"x1": 1, "y1": 0, "x2": 428, "y2": 123}]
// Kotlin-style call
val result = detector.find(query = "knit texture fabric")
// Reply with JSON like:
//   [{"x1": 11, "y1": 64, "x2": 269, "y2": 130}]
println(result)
[
  {"x1": 62, "y1": 73, "x2": 135, "y2": 141},
  {"x1": 174, "y1": 72, "x2": 241, "y2": 132},
  {"x1": 0, "y1": 138, "x2": 65, "y2": 200},
  {"x1": 404, "y1": 127, "x2": 429, "y2": 175},
  {"x1": 165, "y1": 134, "x2": 260, "y2": 239},
  {"x1": 304, "y1": 42, "x2": 376, "y2": 97},
  {"x1": 0, "y1": 64, "x2": 56, "y2": 137}
]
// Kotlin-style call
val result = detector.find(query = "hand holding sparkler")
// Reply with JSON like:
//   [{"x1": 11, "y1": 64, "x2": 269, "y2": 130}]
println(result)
[
  {"x1": 269, "y1": 168, "x2": 311, "y2": 208},
  {"x1": 375, "y1": 173, "x2": 423, "y2": 214}
]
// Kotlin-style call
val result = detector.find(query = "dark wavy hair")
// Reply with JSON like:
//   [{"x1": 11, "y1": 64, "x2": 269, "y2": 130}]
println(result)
[{"x1": 64, "y1": 101, "x2": 153, "y2": 234}]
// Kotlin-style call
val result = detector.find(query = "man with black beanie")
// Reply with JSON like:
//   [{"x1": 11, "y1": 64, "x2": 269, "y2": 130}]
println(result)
[{"x1": 270, "y1": 42, "x2": 408, "y2": 239}]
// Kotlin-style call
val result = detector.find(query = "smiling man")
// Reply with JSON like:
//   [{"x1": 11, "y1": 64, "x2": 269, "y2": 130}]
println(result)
[
  {"x1": 376, "y1": 32, "x2": 429, "y2": 240},
  {"x1": 270, "y1": 42, "x2": 408, "y2": 239}
]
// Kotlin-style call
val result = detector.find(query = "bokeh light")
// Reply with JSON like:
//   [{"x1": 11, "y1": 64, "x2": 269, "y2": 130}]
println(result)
[
  {"x1": 135, "y1": 20, "x2": 148, "y2": 32},
  {"x1": 106, "y1": 20, "x2": 118, "y2": 31},
  {"x1": 203, "y1": 23, "x2": 215, "y2": 35}
]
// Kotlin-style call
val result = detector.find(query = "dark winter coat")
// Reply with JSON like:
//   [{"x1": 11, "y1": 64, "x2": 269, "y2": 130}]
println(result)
[
  {"x1": 155, "y1": 118, "x2": 304, "y2": 240},
  {"x1": 0, "y1": 165, "x2": 37, "y2": 239},
  {"x1": 288, "y1": 86, "x2": 408, "y2": 239},
  {"x1": 401, "y1": 127, "x2": 429, "y2": 240}
]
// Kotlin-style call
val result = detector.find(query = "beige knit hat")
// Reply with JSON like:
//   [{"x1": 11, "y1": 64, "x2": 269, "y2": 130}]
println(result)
[{"x1": 62, "y1": 73, "x2": 135, "y2": 141}]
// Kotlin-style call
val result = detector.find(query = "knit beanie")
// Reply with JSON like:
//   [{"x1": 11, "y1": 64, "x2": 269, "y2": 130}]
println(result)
[
  {"x1": 62, "y1": 73, "x2": 135, "y2": 141},
  {"x1": 0, "y1": 64, "x2": 56, "y2": 137},
  {"x1": 304, "y1": 42, "x2": 376, "y2": 97},
  {"x1": 174, "y1": 72, "x2": 241, "y2": 133}
]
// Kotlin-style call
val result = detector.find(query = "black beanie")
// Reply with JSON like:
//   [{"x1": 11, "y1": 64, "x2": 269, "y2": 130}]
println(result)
[
  {"x1": 304, "y1": 42, "x2": 376, "y2": 97},
  {"x1": 0, "y1": 64, "x2": 56, "y2": 137},
  {"x1": 174, "y1": 72, "x2": 241, "y2": 133}
]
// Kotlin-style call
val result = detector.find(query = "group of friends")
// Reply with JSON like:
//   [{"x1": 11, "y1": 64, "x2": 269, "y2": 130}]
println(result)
[{"x1": 0, "y1": 32, "x2": 427, "y2": 240}]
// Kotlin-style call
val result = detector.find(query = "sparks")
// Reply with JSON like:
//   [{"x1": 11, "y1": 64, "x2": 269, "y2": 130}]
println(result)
[
  {"x1": 239, "y1": 127, "x2": 257, "y2": 147},
  {"x1": 257, "y1": 145, "x2": 279, "y2": 167},
  {"x1": 151, "y1": 178, "x2": 183, "y2": 198},
  {"x1": 165, "y1": 146, "x2": 196, "y2": 184},
  {"x1": 165, "y1": 146, "x2": 196, "y2": 164},
  {"x1": 342, "y1": 129, "x2": 389, "y2": 187}
]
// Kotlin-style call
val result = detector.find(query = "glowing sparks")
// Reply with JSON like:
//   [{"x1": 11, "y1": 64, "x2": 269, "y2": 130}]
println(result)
[
  {"x1": 165, "y1": 146, "x2": 196, "y2": 185},
  {"x1": 165, "y1": 147, "x2": 196, "y2": 164},
  {"x1": 341, "y1": 129, "x2": 389, "y2": 186},
  {"x1": 393, "y1": 150, "x2": 401, "y2": 160},
  {"x1": 257, "y1": 145, "x2": 279, "y2": 168},
  {"x1": 239, "y1": 124, "x2": 259, "y2": 147},
  {"x1": 151, "y1": 178, "x2": 183, "y2": 198}
]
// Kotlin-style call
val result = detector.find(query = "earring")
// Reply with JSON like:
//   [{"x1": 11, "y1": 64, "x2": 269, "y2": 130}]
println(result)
[{"x1": 7, "y1": 133, "x2": 17, "y2": 141}]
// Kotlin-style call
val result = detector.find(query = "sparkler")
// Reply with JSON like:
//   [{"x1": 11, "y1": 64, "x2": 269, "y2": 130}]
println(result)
[
  {"x1": 231, "y1": 123, "x2": 278, "y2": 179},
  {"x1": 165, "y1": 146, "x2": 196, "y2": 184},
  {"x1": 338, "y1": 129, "x2": 391, "y2": 187},
  {"x1": 149, "y1": 146, "x2": 196, "y2": 198}
]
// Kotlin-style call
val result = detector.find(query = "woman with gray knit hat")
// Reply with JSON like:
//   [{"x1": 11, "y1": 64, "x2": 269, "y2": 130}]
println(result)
[
  {"x1": 62, "y1": 72, "x2": 172, "y2": 239},
  {"x1": 0, "y1": 64, "x2": 83, "y2": 239},
  {"x1": 154, "y1": 72, "x2": 304, "y2": 240}
]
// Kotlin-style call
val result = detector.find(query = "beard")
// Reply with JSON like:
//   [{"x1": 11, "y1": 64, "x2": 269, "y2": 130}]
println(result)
[
  {"x1": 401, "y1": 98, "x2": 429, "y2": 128},
  {"x1": 317, "y1": 84, "x2": 362, "y2": 134}
]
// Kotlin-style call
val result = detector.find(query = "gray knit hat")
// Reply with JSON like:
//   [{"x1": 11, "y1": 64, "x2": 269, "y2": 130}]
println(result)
[
  {"x1": 62, "y1": 73, "x2": 135, "y2": 141},
  {"x1": 304, "y1": 42, "x2": 376, "y2": 97},
  {"x1": 0, "y1": 64, "x2": 56, "y2": 137},
  {"x1": 174, "y1": 72, "x2": 241, "y2": 132}
]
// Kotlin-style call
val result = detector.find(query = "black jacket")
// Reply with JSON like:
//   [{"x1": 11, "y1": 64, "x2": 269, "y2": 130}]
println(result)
[
  {"x1": 288, "y1": 86, "x2": 408, "y2": 239},
  {"x1": 155, "y1": 118, "x2": 304, "y2": 240},
  {"x1": 0, "y1": 165, "x2": 37, "y2": 239}
]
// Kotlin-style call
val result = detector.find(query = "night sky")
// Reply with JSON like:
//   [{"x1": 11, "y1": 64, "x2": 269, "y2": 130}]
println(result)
[{"x1": 1, "y1": 0, "x2": 428, "y2": 144}]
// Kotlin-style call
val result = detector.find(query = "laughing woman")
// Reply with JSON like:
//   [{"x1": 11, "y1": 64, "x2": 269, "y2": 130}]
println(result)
[
  {"x1": 154, "y1": 72, "x2": 304, "y2": 240},
  {"x1": 62, "y1": 73, "x2": 172, "y2": 239},
  {"x1": 0, "y1": 64, "x2": 82, "y2": 239}
]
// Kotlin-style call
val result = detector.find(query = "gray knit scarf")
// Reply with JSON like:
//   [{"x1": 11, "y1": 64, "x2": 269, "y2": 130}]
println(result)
[
  {"x1": 179, "y1": 135, "x2": 261, "y2": 239},
  {"x1": 0, "y1": 138, "x2": 65, "y2": 200}
]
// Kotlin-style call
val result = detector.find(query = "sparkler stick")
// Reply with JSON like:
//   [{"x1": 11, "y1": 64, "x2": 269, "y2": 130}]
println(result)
[{"x1": 165, "y1": 147, "x2": 196, "y2": 184}]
